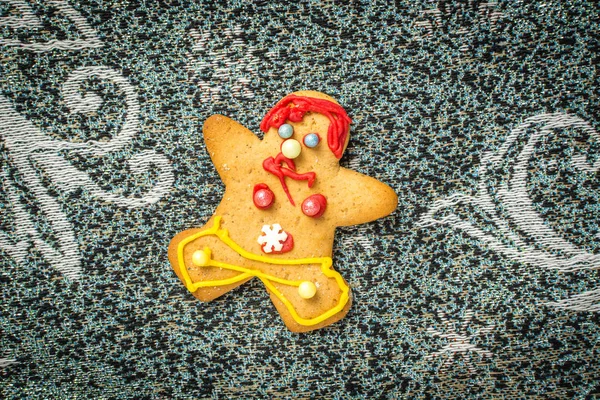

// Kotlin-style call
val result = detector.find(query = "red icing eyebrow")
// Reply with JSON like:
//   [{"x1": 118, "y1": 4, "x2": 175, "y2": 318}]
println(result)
[{"x1": 259, "y1": 94, "x2": 352, "y2": 159}]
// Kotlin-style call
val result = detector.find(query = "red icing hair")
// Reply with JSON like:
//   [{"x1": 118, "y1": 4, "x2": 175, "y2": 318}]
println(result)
[{"x1": 259, "y1": 94, "x2": 352, "y2": 159}]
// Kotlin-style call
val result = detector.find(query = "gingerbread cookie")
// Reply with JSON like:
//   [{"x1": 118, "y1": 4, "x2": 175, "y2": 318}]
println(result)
[{"x1": 168, "y1": 91, "x2": 397, "y2": 332}]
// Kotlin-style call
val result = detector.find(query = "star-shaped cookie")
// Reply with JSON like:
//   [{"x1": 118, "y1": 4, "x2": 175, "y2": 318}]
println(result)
[{"x1": 168, "y1": 91, "x2": 397, "y2": 332}]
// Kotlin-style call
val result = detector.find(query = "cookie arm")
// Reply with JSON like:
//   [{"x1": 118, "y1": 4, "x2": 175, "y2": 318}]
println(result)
[
  {"x1": 333, "y1": 167, "x2": 398, "y2": 226},
  {"x1": 203, "y1": 115, "x2": 261, "y2": 185}
]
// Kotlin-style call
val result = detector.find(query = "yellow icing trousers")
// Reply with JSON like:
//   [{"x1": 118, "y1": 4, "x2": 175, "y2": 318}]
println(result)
[{"x1": 176, "y1": 216, "x2": 349, "y2": 327}]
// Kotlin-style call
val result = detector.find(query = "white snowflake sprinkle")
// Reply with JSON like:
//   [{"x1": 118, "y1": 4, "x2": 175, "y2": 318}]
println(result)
[{"x1": 258, "y1": 224, "x2": 288, "y2": 253}]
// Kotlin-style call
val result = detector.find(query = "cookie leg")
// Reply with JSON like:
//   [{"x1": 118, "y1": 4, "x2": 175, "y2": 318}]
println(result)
[
  {"x1": 268, "y1": 287, "x2": 353, "y2": 333},
  {"x1": 168, "y1": 218, "x2": 253, "y2": 301},
  {"x1": 259, "y1": 262, "x2": 351, "y2": 332},
  {"x1": 169, "y1": 217, "x2": 351, "y2": 331}
]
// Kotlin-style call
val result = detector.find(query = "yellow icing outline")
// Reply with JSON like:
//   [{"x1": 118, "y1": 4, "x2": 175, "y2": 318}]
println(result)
[{"x1": 177, "y1": 216, "x2": 349, "y2": 326}]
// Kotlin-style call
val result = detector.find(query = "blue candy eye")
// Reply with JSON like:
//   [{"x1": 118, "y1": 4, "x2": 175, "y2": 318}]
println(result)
[
  {"x1": 278, "y1": 124, "x2": 293, "y2": 139},
  {"x1": 303, "y1": 133, "x2": 320, "y2": 148}
]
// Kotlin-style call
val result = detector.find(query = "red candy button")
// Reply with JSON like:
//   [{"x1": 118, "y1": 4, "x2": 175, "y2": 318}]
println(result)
[
  {"x1": 301, "y1": 194, "x2": 327, "y2": 218},
  {"x1": 253, "y1": 183, "x2": 274, "y2": 209}
]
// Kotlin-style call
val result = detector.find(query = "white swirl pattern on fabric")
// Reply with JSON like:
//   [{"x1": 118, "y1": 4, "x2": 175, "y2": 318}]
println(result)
[
  {"x1": 0, "y1": 0, "x2": 103, "y2": 51},
  {"x1": 420, "y1": 113, "x2": 600, "y2": 310},
  {"x1": 0, "y1": 67, "x2": 174, "y2": 279}
]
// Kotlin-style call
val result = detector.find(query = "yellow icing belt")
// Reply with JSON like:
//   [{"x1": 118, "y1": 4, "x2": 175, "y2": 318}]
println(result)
[{"x1": 176, "y1": 216, "x2": 350, "y2": 327}]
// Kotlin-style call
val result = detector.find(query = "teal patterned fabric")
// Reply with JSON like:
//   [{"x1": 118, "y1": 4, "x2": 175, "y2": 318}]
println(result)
[{"x1": 1, "y1": 1, "x2": 599, "y2": 398}]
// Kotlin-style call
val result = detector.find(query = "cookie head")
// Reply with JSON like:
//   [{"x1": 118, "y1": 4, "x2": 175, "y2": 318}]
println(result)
[{"x1": 260, "y1": 91, "x2": 352, "y2": 171}]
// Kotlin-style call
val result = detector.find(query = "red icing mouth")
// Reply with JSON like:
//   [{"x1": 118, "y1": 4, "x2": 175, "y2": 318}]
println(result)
[{"x1": 263, "y1": 153, "x2": 316, "y2": 206}]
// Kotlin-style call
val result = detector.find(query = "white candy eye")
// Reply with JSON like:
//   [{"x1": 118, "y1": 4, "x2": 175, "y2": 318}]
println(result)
[{"x1": 281, "y1": 139, "x2": 301, "y2": 159}]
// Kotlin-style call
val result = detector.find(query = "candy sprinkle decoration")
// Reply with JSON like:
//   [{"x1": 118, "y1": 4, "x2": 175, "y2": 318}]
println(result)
[
  {"x1": 278, "y1": 123, "x2": 294, "y2": 139},
  {"x1": 298, "y1": 281, "x2": 317, "y2": 299},
  {"x1": 301, "y1": 194, "x2": 327, "y2": 218},
  {"x1": 281, "y1": 139, "x2": 302, "y2": 159},
  {"x1": 253, "y1": 183, "x2": 275, "y2": 209},
  {"x1": 303, "y1": 133, "x2": 320, "y2": 148}
]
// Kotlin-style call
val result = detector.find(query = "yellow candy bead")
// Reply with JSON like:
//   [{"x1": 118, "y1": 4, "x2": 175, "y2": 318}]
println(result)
[
  {"x1": 281, "y1": 139, "x2": 301, "y2": 159},
  {"x1": 191, "y1": 249, "x2": 209, "y2": 266},
  {"x1": 298, "y1": 281, "x2": 317, "y2": 299}
]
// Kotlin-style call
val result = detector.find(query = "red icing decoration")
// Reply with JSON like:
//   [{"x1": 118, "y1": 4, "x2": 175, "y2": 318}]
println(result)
[
  {"x1": 260, "y1": 94, "x2": 352, "y2": 159},
  {"x1": 253, "y1": 183, "x2": 274, "y2": 209},
  {"x1": 264, "y1": 232, "x2": 294, "y2": 254},
  {"x1": 301, "y1": 194, "x2": 327, "y2": 218},
  {"x1": 263, "y1": 153, "x2": 316, "y2": 206}
]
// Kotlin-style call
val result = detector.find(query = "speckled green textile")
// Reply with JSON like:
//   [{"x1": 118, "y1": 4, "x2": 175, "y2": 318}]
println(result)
[{"x1": 1, "y1": 1, "x2": 599, "y2": 398}]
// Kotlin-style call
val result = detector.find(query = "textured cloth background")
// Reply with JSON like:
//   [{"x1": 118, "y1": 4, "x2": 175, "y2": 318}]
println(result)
[{"x1": 1, "y1": 1, "x2": 599, "y2": 398}]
